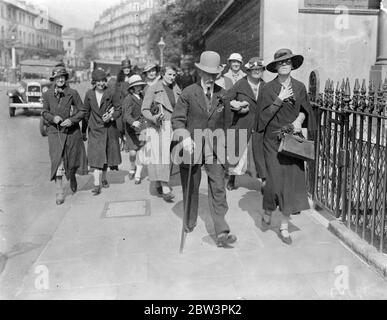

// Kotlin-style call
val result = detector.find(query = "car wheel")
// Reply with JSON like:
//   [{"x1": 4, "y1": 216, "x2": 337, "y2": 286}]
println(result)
[
  {"x1": 9, "y1": 107, "x2": 15, "y2": 117},
  {"x1": 39, "y1": 117, "x2": 48, "y2": 137}
]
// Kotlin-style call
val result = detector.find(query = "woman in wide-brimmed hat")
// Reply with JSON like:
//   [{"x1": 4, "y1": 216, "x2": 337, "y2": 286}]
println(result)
[
  {"x1": 257, "y1": 48, "x2": 316, "y2": 245},
  {"x1": 83, "y1": 69, "x2": 122, "y2": 195},
  {"x1": 226, "y1": 57, "x2": 267, "y2": 191},
  {"x1": 143, "y1": 63, "x2": 160, "y2": 90},
  {"x1": 42, "y1": 66, "x2": 88, "y2": 205},
  {"x1": 122, "y1": 74, "x2": 149, "y2": 184}
]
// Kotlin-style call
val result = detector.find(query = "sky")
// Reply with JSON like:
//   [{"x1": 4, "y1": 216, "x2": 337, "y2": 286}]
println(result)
[{"x1": 30, "y1": 0, "x2": 122, "y2": 30}]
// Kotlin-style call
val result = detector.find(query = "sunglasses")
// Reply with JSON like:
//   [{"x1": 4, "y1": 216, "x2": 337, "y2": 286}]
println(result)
[{"x1": 277, "y1": 59, "x2": 292, "y2": 66}]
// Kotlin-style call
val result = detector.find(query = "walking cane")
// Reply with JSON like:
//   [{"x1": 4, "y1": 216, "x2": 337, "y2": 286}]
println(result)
[{"x1": 179, "y1": 147, "x2": 194, "y2": 254}]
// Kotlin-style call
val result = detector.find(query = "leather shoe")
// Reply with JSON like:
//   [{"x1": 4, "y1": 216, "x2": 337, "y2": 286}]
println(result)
[
  {"x1": 279, "y1": 229, "x2": 292, "y2": 245},
  {"x1": 216, "y1": 233, "x2": 237, "y2": 248},
  {"x1": 135, "y1": 178, "x2": 142, "y2": 185},
  {"x1": 156, "y1": 186, "x2": 163, "y2": 195},
  {"x1": 70, "y1": 173, "x2": 77, "y2": 193},
  {"x1": 92, "y1": 185, "x2": 102, "y2": 196},
  {"x1": 226, "y1": 178, "x2": 237, "y2": 191},
  {"x1": 102, "y1": 180, "x2": 110, "y2": 188},
  {"x1": 162, "y1": 192, "x2": 175, "y2": 202},
  {"x1": 184, "y1": 225, "x2": 196, "y2": 233}
]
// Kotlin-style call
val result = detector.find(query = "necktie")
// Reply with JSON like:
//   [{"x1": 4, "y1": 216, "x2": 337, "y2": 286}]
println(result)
[{"x1": 206, "y1": 87, "x2": 212, "y2": 112}]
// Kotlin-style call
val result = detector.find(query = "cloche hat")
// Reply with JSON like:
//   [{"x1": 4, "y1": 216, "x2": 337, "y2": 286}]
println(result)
[
  {"x1": 128, "y1": 74, "x2": 146, "y2": 88},
  {"x1": 92, "y1": 69, "x2": 107, "y2": 82},
  {"x1": 50, "y1": 66, "x2": 69, "y2": 81},
  {"x1": 245, "y1": 57, "x2": 265, "y2": 71},
  {"x1": 227, "y1": 53, "x2": 243, "y2": 64}
]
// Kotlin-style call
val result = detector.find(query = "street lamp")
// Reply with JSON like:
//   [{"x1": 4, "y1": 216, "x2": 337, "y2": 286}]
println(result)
[{"x1": 158, "y1": 37, "x2": 166, "y2": 67}]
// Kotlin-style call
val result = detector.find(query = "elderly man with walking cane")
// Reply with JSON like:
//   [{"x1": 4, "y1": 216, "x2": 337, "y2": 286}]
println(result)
[{"x1": 171, "y1": 51, "x2": 237, "y2": 249}]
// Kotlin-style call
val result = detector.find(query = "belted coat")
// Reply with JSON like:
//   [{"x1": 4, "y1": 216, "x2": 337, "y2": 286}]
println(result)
[
  {"x1": 42, "y1": 86, "x2": 88, "y2": 181},
  {"x1": 141, "y1": 80, "x2": 181, "y2": 182},
  {"x1": 83, "y1": 88, "x2": 122, "y2": 169}
]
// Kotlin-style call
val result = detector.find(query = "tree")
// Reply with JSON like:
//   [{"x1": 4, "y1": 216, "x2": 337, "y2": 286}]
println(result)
[
  {"x1": 83, "y1": 43, "x2": 99, "y2": 64},
  {"x1": 147, "y1": 0, "x2": 229, "y2": 65}
]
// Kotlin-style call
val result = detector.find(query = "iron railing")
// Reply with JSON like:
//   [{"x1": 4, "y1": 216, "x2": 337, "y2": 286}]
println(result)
[{"x1": 309, "y1": 78, "x2": 387, "y2": 253}]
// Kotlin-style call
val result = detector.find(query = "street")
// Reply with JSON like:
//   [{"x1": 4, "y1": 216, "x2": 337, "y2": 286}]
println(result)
[{"x1": 0, "y1": 81, "x2": 387, "y2": 300}]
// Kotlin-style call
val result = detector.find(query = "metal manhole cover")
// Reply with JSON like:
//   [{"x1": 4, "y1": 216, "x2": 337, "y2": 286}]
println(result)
[{"x1": 102, "y1": 200, "x2": 150, "y2": 219}]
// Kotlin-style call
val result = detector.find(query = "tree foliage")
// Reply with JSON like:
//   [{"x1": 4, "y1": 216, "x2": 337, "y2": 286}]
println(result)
[{"x1": 147, "y1": 0, "x2": 229, "y2": 65}]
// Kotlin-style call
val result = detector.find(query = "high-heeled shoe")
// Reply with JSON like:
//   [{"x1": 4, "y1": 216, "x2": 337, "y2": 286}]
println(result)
[
  {"x1": 279, "y1": 228, "x2": 292, "y2": 245},
  {"x1": 261, "y1": 211, "x2": 272, "y2": 230}
]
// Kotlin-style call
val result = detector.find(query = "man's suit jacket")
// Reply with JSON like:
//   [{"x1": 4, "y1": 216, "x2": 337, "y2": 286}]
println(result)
[{"x1": 171, "y1": 82, "x2": 232, "y2": 162}]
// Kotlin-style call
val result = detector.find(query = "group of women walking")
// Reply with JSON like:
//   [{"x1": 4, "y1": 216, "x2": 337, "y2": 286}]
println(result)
[{"x1": 41, "y1": 48, "x2": 315, "y2": 245}]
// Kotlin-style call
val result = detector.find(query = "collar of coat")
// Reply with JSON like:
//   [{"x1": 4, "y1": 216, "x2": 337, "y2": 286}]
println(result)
[
  {"x1": 233, "y1": 77, "x2": 265, "y2": 102},
  {"x1": 151, "y1": 79, "x2": 181, "y2": 113},
  {"x1": 90, "y1": 88, "x2": 113, "y2": 115}
]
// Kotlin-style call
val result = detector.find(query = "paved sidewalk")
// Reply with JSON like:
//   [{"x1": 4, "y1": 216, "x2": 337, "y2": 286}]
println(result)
[{"x1": 11, "y1": 159, "x2": 387, "y2": 300}]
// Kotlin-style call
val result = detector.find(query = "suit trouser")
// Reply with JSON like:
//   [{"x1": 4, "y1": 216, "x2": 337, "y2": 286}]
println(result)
[{"x1": 180, "y1": 163, "x2": 230, "y2": 236}]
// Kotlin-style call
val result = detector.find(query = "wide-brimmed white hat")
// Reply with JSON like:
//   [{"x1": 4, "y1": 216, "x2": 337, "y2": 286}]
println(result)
[
  {"x1": 128, "y1": 75, "x2": 146, "y2": 88},
  {"x1": 227, "y1": 53, "x2": 243, "y2": 64},
  {"x1": 195, "y1": 51, "x2": 223, "y2": 75}
]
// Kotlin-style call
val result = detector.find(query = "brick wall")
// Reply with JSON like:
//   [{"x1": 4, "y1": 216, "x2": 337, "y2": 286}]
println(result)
[{"x1": 204, "y1": 0, "x2": 261, "y2": 64}]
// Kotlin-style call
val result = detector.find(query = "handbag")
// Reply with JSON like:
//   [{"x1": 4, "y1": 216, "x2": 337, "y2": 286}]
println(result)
[{"x1": 278, "y1": 133, "x2": 315, "y2": 161}]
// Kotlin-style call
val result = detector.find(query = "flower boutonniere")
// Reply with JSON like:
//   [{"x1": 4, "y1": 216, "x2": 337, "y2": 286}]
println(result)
[{"x1": 215, "y1": 93, "x2": 227, "y2": 112}]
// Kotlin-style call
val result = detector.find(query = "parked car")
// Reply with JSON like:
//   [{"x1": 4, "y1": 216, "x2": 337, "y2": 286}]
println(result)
[{"x1": 6, "y1": 59, "x2": 60, "y2": 136}]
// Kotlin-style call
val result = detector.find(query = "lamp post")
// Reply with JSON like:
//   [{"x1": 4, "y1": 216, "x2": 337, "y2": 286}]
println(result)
[{"x1": 158, "y1": 37, "x2": 166, "y2": 67}]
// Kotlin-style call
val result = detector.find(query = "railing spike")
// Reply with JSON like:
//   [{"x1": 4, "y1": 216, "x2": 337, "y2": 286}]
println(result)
[
  {"x1": 341, "y1": 79, "x2": 345, "y2": 91},
  {"x1": 345, "y1": 78, "x2": 351, "y2": 96},
  {"x1": 324, "y1": 79, "x2": 330, "y2": 91},
  {"x1": 336, "y1": 81, "x2": 340, "y2": 93},
  {"x1": 361, "y1": 79, "x2": 367, "y2": 94},
  {"x1": 369, "y1": 79, "x2": 375, "y2": 94},
  {"x1": 330, "y1": 80, "x2": 335, "y2": 92},
  {"x1": 354, "y1": 79, "x2": 360, "y2": 92}
]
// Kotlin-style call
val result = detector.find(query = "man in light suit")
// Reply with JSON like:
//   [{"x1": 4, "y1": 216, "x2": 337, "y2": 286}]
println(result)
[{"x1": 171, "y1": 51, "x2": 237, "y2": 248}]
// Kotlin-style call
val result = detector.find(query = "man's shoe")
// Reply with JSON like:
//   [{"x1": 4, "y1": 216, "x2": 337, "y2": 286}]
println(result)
[
  {"x1": 216, "y1": 233, "x2": 237, "y2": 248},
  {"x1": 92, "y1": 185, "x2": 102, "y2": 196},
  {"x1": 184, "y1": 224, "x2": 196, "y2": 233},
  {"x1": 129, "y1": 171, "x2": 135, "y2": 180},
  {"x1": 135, "y1": 178, "x2": 142, "y2": 185},
  {"x1": 102, "y1": 180, "x2": 110, "y2": 188},
  {"x1": 70, "y1": 173, "x2": 77, "y2": 193}
]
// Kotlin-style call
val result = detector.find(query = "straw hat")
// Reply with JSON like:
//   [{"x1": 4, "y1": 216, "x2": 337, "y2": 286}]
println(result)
[{"x1": 128, "y1": 74, "x2": 146, "y2": 88}]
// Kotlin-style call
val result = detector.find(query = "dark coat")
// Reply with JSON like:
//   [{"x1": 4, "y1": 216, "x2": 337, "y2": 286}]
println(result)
[
  {"x1": 42, "y1": 86, "x2": 88, "y2": 181},
  {"x1": 257, "y1": 76, "x2": 316, "y2": 215},
  {"x1": 83, "y1": 88, "x2": 122, "y2": 169},
  {"x1": 122, "y1": 93, "x2": 147, "y2": 151},
  {"x1": 113, "y1": 81, "x2": 131, "y2": 135},
  {"x1": 226, "y1": 77, "x2": 266, "y2": 178},
  {"x1": 172, "y1": 82, "x2": 232, "y2": 164}
]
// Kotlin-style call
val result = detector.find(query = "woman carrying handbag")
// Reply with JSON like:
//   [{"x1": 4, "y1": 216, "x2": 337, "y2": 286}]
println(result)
[{"x1": 257, "y1": 49, "x2": 317, "y2": 245}]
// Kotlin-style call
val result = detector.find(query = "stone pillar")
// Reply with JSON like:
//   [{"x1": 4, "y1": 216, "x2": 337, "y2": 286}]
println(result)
[{"x1": 370, "y1": 0, "x2": 387, "y2": 85}]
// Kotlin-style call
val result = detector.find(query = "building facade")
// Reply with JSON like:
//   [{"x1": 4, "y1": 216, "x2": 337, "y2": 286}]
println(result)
[
  {"x1": 204, "y1": 0, "x2": 386, "y2": 94},
  {"x1": 93, "y1": 0, "x2": 163, "y2": 66},
  {"x1": 0, "y1": 0, "x2": 63, "y2": 71}
]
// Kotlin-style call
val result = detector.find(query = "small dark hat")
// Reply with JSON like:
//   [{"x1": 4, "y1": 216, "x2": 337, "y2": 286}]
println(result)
[
  {"x1": 266, "y1": 48, "x2": 304, "y2": 73},
  {"x1": 121, "y1": 59, "x2": 132, "y2": 69},
  {"x1": 92, "y1": 69, "x2": 107, "y2": 82},
  {"x1": 50, "y1": 66, "x2": 69, "y2": 81}
]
